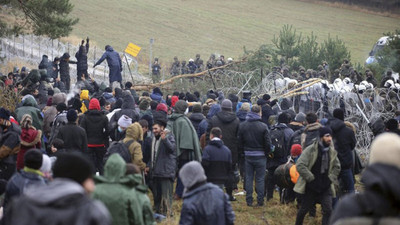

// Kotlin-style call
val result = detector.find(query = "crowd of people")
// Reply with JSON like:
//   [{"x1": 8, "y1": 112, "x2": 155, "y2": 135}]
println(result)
[{"x1": 0, "y1": 49, "x2": 400, "y2": 225}]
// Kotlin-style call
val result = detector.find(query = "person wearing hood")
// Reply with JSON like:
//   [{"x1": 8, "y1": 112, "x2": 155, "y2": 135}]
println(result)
[
  {"x1": 238, "y1": 105, "x2": 271, "y2": 206},
  {"x1": 15, "y1": 95, "x2": 43, "y2": 131},
  {"x1": 42, "y1": 93, "x2": 67, "y2": 139},
  {"x1": 167, "y1": 100, "x2": 202, "y2": 199},
  {"x1": 327, "y1": 108, "x2": 356, "y2": 196},
  {"x1": 294, "y1": 127, "x2": 340, "y2": 225},
  {"x1": 75, "y1": 37, "x2": 90, "y2": 81},
  {"x1": 80, "y1": 90, "x2": 90, "y2": 114},
  {"x1": 4, "y1": 149, "x2": 46, "y2": 209},
  {"x1": 2, "y1": 152, "x2": 111, "y2": 225},
  {"x1": 206, "y1": 99, "x2": 240, "y2": 200},
  {"x1": 94, "y1": 45, "x2": 123, "y2": 89},
  {"x1": 0, "y1": 108, "x2": 21, "y2": 181},
  {"x1": 93, "y1": 154, "x2": 155, "y2": 225},
  {"x1": 149, "y1": 119, "x2": 176, "y2": 217},
  {"x1": 59, "y1": 52, "x2": 77, "y2": 91},
  {"x1": 123, "y1": 122, "x2": 146, "y2": 171},
  {"x1": 80, "y1": 98, "x2": 109, "y2": 174},
  {"x1": 150, "y1": 87, "x2": 164, "y2": 103},
  {"x1": 109, "y1": 94, "x2": 139, "y2": 139},
  {"x1": 56, "y1": 109, "x2": 88, "y2": 153},
  {"x1": 102, "y1": 87, "x2": 116, "y2": 104},
  {"x1": 178, "y1": 161, "x2": 235, "y2": 225},
  {"x1": 330, "y1": 133, "x2": 400, "y2": 225},
  {"x1": 17, "y1": 114, "x2": 42, "y2": 170},
  {"x1": 111, "y1": 115, "x2": 132, "y2": 142},
  {"x1": 189, "y1": 104, "x2": 204, "y2": 139}
]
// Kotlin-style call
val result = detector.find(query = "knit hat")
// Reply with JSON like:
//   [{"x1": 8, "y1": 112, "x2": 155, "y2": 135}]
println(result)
[
  {"x1": 66, "y1": 109, "x2": 78, "y2": 123},
  {"x1": 56, "y1": 103, "x2": 67, "y2": 112},
  {"x1": 319, "y1": 126, "x2": 332, "y2": 138},
  {"x1": 240, "y1": 102, "x2": 251, "y2": 112},
  {"x1": 156, "y1": 103, "x2": 168, "y2": 113},
  {"x1": 174, "y1": 100, "x2": 188, "y2": 114},
  {"x1": 369, "y1": 133, "x2": 400, "y2": 170},
  {"x1": 24, "y1": 149, "x2": 43, "y2": 170},
  {"x1": 53, "y1": 152, "x2": 94, "y2": 185},
  {"x1": 291, "y1": 144, "x2": 303, "y2": 157},
  {"x1": 192, "y1": 104, "x2": 202, "y2": 113},
  {"x1": 179, "y1": 161, "x2": 207, "y2": 190},
  {"x1": 295, "y1": 112, "x2": 306, "y2": 123},
  {"x1": 118, "y1": 115, "x2": 132, "y2": 128},
  {"x1": 0, "y1": 108, "x2": 10, "y2": 120},
  {"x1": 89, "y1": 98, "x2": 100, "y2": 111},
  {"x1": 220, "y1": 99, "x2": 232, "y2": 111},
  {"x1": 171, "y1": 96, "x2": 179, "y2": 107},
  {"x1": 20, "y1": 114, "x2": 33, "y2": 129},
  {"x1": 40, "y1": 154, "x2": 52, "y2": 174},
  {"x1": 333, "y1": 108, "x2": 344, "y2": 121}
]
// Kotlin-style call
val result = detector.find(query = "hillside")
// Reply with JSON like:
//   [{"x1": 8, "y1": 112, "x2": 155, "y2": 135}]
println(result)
[{"x1": 70, "y1": 0, "x2": 399, "y2": 66}]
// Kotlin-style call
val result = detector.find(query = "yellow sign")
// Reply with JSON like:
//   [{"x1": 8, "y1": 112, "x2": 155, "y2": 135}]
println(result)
[{"x1": 124, "y1": 43, "x2": 141, "y2": 57}]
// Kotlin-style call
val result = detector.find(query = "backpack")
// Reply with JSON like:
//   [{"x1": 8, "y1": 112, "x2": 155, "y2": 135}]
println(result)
[
  {"x1": 48, "y1": 112, "x2": 67, "y2": 146},
  {"x1": 103, "y1": 140, "x2": 133, "y2": 164},
  {"x1": 270, "y1": 126, "x2": 287, "y2": 159},
  {"x1": 274, "y1": 161, "x2": 295, "y2": 189}
]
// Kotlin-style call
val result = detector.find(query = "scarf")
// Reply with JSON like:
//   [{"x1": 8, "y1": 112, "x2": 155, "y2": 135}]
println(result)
[{"x1": 320, "y1": 141, "x2": 330, "y2": 174}]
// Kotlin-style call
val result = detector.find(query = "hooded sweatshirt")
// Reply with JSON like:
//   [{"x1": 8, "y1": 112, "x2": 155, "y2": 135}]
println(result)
[
  {"x1": 123, "y1": 123, "x2": 146, "y2": 170},
  {"x1": 93, "y1": 154, "x2": 155, "y2": 225},
  {"x1": 15, "y1": 96, "x2": 43, "y2": 130}
]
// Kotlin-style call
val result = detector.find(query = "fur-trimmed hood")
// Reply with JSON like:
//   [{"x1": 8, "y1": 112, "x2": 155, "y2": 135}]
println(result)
[{"x1": 20, "y1": 128, "x2": 42, "y2": 147}]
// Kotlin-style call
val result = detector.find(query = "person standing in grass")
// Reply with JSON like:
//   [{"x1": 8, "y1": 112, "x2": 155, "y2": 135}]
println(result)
[{"x1": 179, "y1": 161, "x2": 235, "y2": 225}]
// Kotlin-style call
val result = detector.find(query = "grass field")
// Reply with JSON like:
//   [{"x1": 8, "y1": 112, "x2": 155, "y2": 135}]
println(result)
[{"x1": 69, "y1": 0, "x2": 400, "y2": 67}]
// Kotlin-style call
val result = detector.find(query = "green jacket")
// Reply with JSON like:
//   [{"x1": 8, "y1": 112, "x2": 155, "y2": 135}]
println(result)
[
  {"x1": 293, "y1": 140, "x2": 341, "y2": 197},
  {"x1": 92, "y1": 154, "x2": 155, "y2": 225},
  {"x1": 167, "y1": 113, "x2": 201, "y2": 161},
  {"x1": 15, "y1": 96, "x2": 43, "y2": 130}
]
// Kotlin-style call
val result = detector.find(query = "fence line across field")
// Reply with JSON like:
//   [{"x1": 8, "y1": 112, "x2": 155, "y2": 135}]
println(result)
[{"x1": 0, "y1": 35, "x2": 149, "y2": 84}]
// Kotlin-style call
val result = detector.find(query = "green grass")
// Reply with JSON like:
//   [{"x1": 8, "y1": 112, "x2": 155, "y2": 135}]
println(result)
[
  {"x1": 69, "y1": 0, "x2": 399, "y2": 67},
  {"x1": 148, "y1": 176, "x2": 364, "y2": 225}
]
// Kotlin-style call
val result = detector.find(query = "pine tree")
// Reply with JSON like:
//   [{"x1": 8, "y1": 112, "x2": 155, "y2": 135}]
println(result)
[{"x1": 0, "y1": 0, "x2": 78, "y2": 39}]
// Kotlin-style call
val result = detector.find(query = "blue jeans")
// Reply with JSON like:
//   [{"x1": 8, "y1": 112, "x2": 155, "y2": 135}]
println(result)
[
  {"x1": 245, "y1": 156, "x2": 267, "y2": 205},
  {"x1": 339, "y1": 168, "x2": 355, "y2": 194}
]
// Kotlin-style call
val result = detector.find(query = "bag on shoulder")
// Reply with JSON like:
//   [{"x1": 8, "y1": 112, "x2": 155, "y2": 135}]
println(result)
[
  {"x1": 274, "y1": 161, "x2": 295, "y2": 189},
  {"x1": 104, "y1": 140, "x2": 133, "y2": 164}
]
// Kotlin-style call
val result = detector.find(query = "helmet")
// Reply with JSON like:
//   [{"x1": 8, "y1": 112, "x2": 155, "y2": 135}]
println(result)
[
  {"x1": 343, "y1": 77, "x2": 351, "y2": 84},
  {"x1": 188, "y1": 58, "x2": 194, "y2": 62},
  {"x1": 384, "y1": 80, "x2": 395, "y2": 88}
]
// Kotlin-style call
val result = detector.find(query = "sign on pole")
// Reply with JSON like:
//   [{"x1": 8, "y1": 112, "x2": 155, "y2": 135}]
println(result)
[{"x1": 124, "y1": 43, "x2": 141, "y2": 57}]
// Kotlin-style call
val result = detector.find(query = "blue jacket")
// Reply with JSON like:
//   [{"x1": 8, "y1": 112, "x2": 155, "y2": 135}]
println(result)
[
  {"x1": 179, "y1": 183, "x2": 235, "y2": 225},
  {"x1": 95, "y1": 46, "x2": 122, "y2": 83},
  {"x1": 202, "y1": 139, "x2": 232, "y2": 184}
]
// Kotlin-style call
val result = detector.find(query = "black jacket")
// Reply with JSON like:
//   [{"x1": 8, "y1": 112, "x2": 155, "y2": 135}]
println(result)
[
  {"x1": 150, "y1": 134, "x2": 176, "y2": 179},
  {"x1": 328, "y1": 118, "x2": 356, "y2": 169},
  {"x1": 80, "y1": 110, "x2": 109, "y2": 146},
  {"x1": 56, "y1": 123, "x2": 88, "y2": 153},
  {"x1": 207, "y1": 111, "x2": 240, "y2": 164},
  {"x1": 237, "y1": 112, "x2": 271, "y2": 156},
  {"x1": 330, "y1": 164, "x2": 400, "y2": 225},
  {"x1": 189, "y1": 112, "x2": 204, "y2": 139},
  {"x1": 261, "y1": 104, "x2": 275, "y2": 125},
  {"x1": 59, "y1": 55, "x2": 76, "y2": 79},
  {"x1": 75, "y1": 42, "x2": 89, "y2": 72},
  {"x1": 202, "y1": 139, "x2": 232, "y2": 184}
]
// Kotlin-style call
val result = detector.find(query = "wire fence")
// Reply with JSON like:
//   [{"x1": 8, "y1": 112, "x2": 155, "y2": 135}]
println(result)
[{"x1": 0, "y1": 35, "x2": 149, "y2": 84}]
